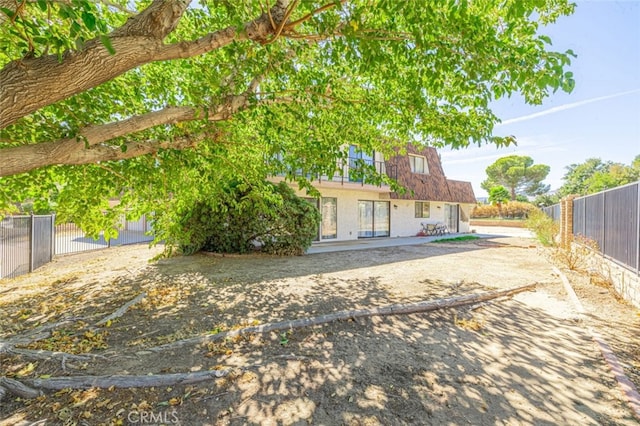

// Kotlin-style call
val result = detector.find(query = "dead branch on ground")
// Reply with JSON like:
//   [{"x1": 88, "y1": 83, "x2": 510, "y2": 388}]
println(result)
[
  {"x1": 149, "y1": 283, "x2": 538, "y2": 352},
  {"x1": 0, "y1": 369, "x2": 236, "y2": 400}
]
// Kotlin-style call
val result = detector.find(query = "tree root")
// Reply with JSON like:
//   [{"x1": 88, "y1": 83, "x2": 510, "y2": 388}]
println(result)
[
  {"x1": 149, "y1": 283, "x2": 538, "y2": 353},
  {"x1": 0, "y1": 284, "x2": 537, "y2": 400},
  {"x1": 0, "y1": 317, "x2": 86, "y2": 354},
  {"x1": 0, "y1": 377, "x2": 43, "y2": 399},
  {"x1": 8, "y1": 348, "x2": 102, "y2": 361},
  {"x1": 95, "y1": 292, "x2": 146, "y2": 326}
]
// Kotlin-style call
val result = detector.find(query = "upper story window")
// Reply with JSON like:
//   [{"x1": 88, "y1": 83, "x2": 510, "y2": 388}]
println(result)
[
  {"x1": 409, "y1": 154, "x2": 428, "y2": 174},
  {"x1": 348, "y1": 145, "x2": 374, "y2": 183},
  {"x1": 349, "y1": 145, "x2": 374, "y2": 163}
]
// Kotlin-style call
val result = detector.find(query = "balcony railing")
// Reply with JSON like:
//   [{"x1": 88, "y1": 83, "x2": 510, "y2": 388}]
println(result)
[{"x1": 275, "y1": 157, "x2": 397, "y2": 188}]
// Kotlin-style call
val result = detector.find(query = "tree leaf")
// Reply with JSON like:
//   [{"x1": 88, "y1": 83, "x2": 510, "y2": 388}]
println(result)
[
  {"x1": 37, "y1": 0, "x2": 48, "y2": 12},
  {"x1": 100, "y1": 35, "x2": 115, "y2": 54},
  {"x1": 81, "y1": 11, "x2": 97, "y2": 32}
]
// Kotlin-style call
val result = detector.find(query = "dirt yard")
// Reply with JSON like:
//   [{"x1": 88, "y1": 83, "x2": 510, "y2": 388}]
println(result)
[{"x1": 1, "y1": 233, "x2": 639, "y2": 425}]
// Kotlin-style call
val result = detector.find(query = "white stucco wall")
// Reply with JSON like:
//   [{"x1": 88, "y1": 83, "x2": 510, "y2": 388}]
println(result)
[
  {"x1": 458, "y1": 204, "x2": 473, "y2": 233},
  {"x1": 287, "y1": 182, "x2": 474, "y2": 241},
  {"x1": 389, "y1": 199, "x2": 444, "y2": 237},
  {"x1": 294, "y1": 187, "x2": 383, "y2": 241}
]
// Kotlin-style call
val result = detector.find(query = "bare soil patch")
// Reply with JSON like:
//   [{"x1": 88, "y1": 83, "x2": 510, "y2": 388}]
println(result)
[{"x1": 1, "y1": 236, "x2": 639, "y2": 425}]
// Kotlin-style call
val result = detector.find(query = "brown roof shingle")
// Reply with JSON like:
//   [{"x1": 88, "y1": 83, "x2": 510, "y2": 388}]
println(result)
[{"x1": 387, "y1": 145, "x2": 476, "y2": 204}]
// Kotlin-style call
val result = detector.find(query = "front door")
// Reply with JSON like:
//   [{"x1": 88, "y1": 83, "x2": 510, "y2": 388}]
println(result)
[{"x1": 358, "y1": 201, "x2": 390, "y2": 238}]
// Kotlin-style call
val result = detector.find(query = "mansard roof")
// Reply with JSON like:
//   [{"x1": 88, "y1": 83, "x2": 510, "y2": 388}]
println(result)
[{"x1": 387, "y1": 145, "x2": 476, "y2": 204}]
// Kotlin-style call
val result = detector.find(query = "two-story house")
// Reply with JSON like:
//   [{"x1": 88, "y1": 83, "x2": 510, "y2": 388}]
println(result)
[{"x1": 271, "y1": 144, "x2": 476, "y2": 242}]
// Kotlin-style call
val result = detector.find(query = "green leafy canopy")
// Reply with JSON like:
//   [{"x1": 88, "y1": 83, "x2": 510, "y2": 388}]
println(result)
[
  {"x1": 0, "y1": 0, "x2": 577, "y2": 239},
  {"x1": 481, "y1": 155, "x2": 551, "y2": 200}
]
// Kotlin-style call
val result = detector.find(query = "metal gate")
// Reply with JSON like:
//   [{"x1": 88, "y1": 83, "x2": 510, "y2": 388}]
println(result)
[
  {"x1": 1, "y1": 214, "x2": 153, "y2": 279},
  {"x1": 0, "y1": 216, "x2": 32, "y2": 279}
]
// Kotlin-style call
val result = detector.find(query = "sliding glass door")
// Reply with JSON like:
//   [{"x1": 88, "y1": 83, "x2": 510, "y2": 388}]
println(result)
[
  {"x1": 358, "y1": 200, "x2": 390, "y2": 238},
  {"x1": 321, "y1": 197, "x2": 337, "y2": 239},
  {"x1": 444, "y1": 203, "x2": 459, "y2": 233},
  {"x1": 304, "y1": 197, "x2": 337, "y2": 240}
]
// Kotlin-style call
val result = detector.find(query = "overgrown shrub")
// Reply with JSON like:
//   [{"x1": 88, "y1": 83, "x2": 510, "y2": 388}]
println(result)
[
  {"x1": 501, "y1": 201, "x2": 536, "y2": 219},
  {"x1": 176, "y1": 181, "x2": 320, "y2": 256},
  {"x1": 471, "y1": 204, "x2": 499, "y2": 218},
  {"x1": 525, "y1": 209, "x2": 558, "y2": 246},
  {"x1": 471, "y1": 201, "x2": 535, "y2": 219},
  {"x1": 551, "y1": 234, "x2": 600, "y2": 271}
]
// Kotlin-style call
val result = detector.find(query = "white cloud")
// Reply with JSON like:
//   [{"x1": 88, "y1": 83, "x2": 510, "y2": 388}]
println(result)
[
  {"x1": 496, "y1": 89, "x2": 640, "y2": 127},
  {"x1": 440, "y1": 135, "x2": 572, "y2": 165}
]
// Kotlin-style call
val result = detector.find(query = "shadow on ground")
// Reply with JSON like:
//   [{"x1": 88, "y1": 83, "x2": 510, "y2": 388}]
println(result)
[{"x1": 0, "y1": 239, "x2": 636, "y2": 425}]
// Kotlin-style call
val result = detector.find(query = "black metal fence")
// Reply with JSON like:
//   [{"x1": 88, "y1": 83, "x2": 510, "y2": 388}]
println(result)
[
  {"x1": 543, "y1": 181, "x2": 640, "y2": 274},
  {"x1": 573, "y1": 182, "x2": 639, "y2": 274},
  {"x1": 542, "y1": 203, "x2": 561, "y2": 222},
  {"x1": 1, "y1": 214, "x2": 153, "y2": 279}
]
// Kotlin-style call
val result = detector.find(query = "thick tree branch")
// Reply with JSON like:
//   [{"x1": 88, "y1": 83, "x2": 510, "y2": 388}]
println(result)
[
  {"x1": 0, "y1": 0, "x2": 294, "y2": 129},
  {"x1": 110, "y1": 0, "x2": 189, "y2": 39},
  {"x1": 0, "y1": 88, "x2": 295, "y2": 176},
  {"x1": 0, "y1": 134, "x2": 204, "y2": 176}
]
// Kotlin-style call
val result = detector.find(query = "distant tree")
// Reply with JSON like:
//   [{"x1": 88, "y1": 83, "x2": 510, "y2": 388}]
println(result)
[
  {"x1": 558, "y1": 156, "x2": 640, "y2": 196},
  {"x1": 558, "y1": 158, "x2": 610, "y2": 196},
  {"x1": 481, "y1": 156, "x2": 550, "y2": 201},
  {"x1": 488, "y1": 186, "x2": 510, "y2": 206},
  {"x1": 632, "y1": 155, "x2": 640, "y2": 175},
  {"x1": 533, "y1": 193, "x2": 560, "y2": 208}
]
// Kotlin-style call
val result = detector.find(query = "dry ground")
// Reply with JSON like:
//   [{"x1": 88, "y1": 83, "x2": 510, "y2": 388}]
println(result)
[{"x1": 0, "y1": 234, "x2": 639, "y2": 425}]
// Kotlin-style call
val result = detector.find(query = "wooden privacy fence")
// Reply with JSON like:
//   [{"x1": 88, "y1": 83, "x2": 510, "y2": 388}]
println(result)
[
  {"x1": 544, "y1": 181, "x2": 640, "y2": 274},
  {"x1": 0, "y1": 214, "x2": 153, "y2": 279}
]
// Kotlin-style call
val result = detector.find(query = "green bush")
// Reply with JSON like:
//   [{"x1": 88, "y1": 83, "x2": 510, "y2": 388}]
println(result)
[
  {"x1": 525, "y1": 209, "x2": 558, "y2": 247},
  {"x1": 176, "y1": 181, "x2": 320, "y2": 256}
]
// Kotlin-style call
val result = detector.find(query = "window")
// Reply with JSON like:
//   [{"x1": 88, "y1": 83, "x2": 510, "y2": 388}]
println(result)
[
  {"x1": 349, "y1": 145, "x2": 375, "y2": 183},
  {"x1": 415, "y1": 201, "x2": 430, "y2": 218},
  {"x1": 409, "y1": 155, "x2": 428, "y2": 174}
]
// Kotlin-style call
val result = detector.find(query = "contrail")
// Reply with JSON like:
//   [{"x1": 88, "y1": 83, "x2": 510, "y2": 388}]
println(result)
[{"x1": 497, "y1": 89, "x2": 640, "y2": 126}]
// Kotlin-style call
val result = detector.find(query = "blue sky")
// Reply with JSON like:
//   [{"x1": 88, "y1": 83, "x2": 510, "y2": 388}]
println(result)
[{"x1": 440, "y1": 0, "x2": 640, "y2": 198}]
